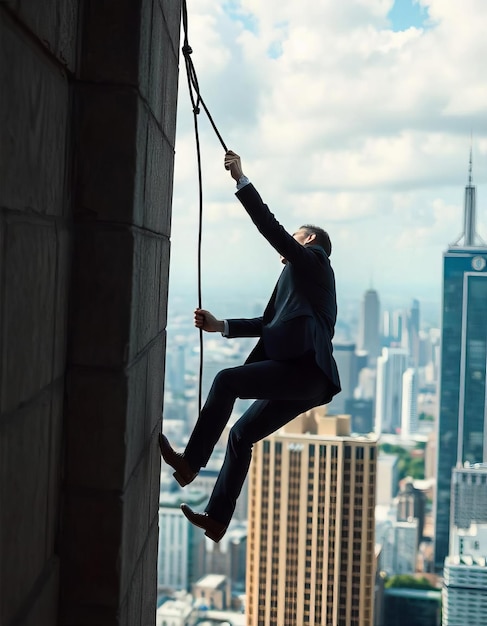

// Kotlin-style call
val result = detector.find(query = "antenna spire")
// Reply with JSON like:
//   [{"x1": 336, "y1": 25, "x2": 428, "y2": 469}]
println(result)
[
  {"x1": 451, "y1": 145, "x2": 485, "y2": 248},
  {"x1": 468, "y1": 141, "x2": 473, "y2": 186}
]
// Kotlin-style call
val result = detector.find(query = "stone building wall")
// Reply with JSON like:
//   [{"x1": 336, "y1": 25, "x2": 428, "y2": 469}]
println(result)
[{"x1": 0, "y1": 2, "x2": 180, "y2": 624}]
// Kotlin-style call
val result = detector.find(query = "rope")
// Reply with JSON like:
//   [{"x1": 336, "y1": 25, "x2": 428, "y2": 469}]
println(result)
[{"x1": 181, "y1": 0, "x2": 228, "y2": 416}]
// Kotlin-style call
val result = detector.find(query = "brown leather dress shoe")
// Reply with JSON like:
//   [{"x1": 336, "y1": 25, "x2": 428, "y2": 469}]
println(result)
[
  {"x1": 180, "y1": 503, "x2": 227, "y2": 543},
  {"x1": 159, "y1": 433, "x2": 197, "y2": 487}
]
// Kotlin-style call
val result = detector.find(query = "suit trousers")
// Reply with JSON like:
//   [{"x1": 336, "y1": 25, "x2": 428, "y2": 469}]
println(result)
[{"x1": 184, "y1": 353, "x2": 333, "y2": 526}]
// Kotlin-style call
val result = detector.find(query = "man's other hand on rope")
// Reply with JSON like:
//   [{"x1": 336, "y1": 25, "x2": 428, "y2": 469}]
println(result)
[{"x1": 194, "y1": 308, "x2": 225, "y2": 334}]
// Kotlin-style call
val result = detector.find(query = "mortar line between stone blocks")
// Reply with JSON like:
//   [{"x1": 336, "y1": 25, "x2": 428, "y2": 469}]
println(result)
[
  {"x1": 73, "y1": 78, "x2": 177, "y2": 158},
  {"x1": 0, "y1": 207, "x2": 71, "y2": 227},
  {"x1": 67, "y1": 328, "x2": 166, "y2": 375},
  {"x1": 0, "y1": 377, "x2": 64, "y2": 428},
  {"x1": 0, "y1": 5, "x2": 73, "y2": 77},
  {"x1": 73, "y1": 218, "x2": 170, "y2": 242}
]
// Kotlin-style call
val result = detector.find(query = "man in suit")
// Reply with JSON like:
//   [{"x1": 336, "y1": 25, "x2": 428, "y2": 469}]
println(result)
[{"x1": 159, "y1": 150, "x2": 341, "y2": 542}]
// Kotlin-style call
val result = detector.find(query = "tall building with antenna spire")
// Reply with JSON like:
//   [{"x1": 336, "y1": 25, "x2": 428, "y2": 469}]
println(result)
[{"x1": 434, "y1": 150, "x2": 487, "y2": 570}]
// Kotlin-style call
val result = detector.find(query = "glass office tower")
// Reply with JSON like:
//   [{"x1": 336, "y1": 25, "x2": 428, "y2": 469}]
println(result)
[{"x1": 434, "y1": 154, "x2": 487, "y2": 569}]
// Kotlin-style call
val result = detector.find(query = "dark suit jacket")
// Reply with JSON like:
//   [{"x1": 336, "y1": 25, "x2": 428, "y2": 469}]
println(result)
[{"x1": 226, "y1": 183, "x2": 341, "y2": 403}]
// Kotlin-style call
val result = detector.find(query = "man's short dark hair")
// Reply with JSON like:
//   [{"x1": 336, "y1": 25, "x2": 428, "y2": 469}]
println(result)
[{"x1": 300, "y1": 224, "x2": 332, "y2": 256}]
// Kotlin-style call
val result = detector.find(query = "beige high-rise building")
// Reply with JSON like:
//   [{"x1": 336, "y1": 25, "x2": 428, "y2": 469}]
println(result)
[{"x1": 246, "y1": 407, "x2": 377, "y2": 626}]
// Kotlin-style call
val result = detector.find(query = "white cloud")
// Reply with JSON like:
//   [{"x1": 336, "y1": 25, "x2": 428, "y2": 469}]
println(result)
[{"x1": 170, "y1": 0, "x2": 487, "y2": 313}]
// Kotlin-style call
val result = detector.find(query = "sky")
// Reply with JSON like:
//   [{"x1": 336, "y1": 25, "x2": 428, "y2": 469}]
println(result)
[{"x1": 169, "y1": 0, "x2": 487, "y2": 318}]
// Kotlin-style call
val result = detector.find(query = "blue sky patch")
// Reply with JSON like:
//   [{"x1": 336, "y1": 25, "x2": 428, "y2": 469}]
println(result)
[
  {"x1": 388, "y1": 0, "x2": 430, "y2": 31},
  {"x1": 223, "y1": 1, "x2": 258, "y2": 34}
]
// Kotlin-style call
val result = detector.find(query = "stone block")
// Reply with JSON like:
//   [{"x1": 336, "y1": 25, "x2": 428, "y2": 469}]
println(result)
[
  {"x1": 3, "y1": 0, "x2": 78, "y2": 70},
  {"x1": 160, "y1": 42, "x2": 180, "y2": 146},
  {"x1": 120, "y1": 447, "x2": 152, "y2": 597},
  {"x1": 79, "y1": 0, "x2": 181, "y2": 128},
  {"x1": 0, "y1": 12, "x2": 69, "y2": 217},
  {"x1": 147, "y1": 1, "x2": 180, "y2": 143},
  {"x1": 130, "y1": 232, "x2": 166, "y2": 361},
  {"x1": 144, "y1": 116, "x2": 174, "y2": 234},
  {"x1": 74, "y1": 85, "x2": 147, "y2": 227},
  {"x1": 65, "y1": 367, "x2": 129, "y2": 491},
  {"x1": 45, "y1": 380, "x2": 65, "y2": 556},
  {"x1": 119, "y1": 601, "x2": 130, "y2": 626},
  {"x1": 147, "y1": 432, "x2": 162, "y2": 528},
  {"x1": 147, "y1": 1, "x2": 167, "y2": 125},
  {"x1": 69, "y1": 225, "x2": 133, "y2": 369},
  {"x1": 137, "y1": 0, "x2": 154, "y2": 101},
  {"x1": 145, "y1": 333, "x2": 166, "y2": 440},
  {"x1": 158, "y1": 237, "x2": 170, "y2": 332},
  {"x1": 70, "y1": 224, "x2": 169, "y2": 370},
  {"x1": 1, "y1": 218, "x2": 57, "y2": 413},
  {"x1": 140, "y1": 520, "x2": 159, "y2": 626},
  {"x1": 66, "y1": 354, "x2": 161, "y2": 493},
  {"x1": 125, "y1": 548, "x2": 144, "y2": 626},
  {"x1": 59, "y1": 492, "x2": 123, "y2": 610},
  {"x1": 52, "y1": 223, "x2": 72, "y2": 381},
  {"x1": 79, "y1": 0, "x2": 144, "y2": 86},
  {"x1": 61, "y1": 448, "x2": 157, "y2": 617},
  {"x1": 160, "y1": 0, "x2": 182, "y2": 57},
  {"x1": 125, "y1": 354, "x2": 150, "y2": 482},
  {"x1": 0, "y1": 390, "x2": 51, "y2": 626}
]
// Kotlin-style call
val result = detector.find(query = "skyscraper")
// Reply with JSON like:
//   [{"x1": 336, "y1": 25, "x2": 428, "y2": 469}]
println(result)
[
  {"x1": 434, "y1": 152, "x2": 487, "y2": 569},
  {"x1": 358, "y1": 289, "x2": 381, "y2": 365},
  {"x1": 328, "y1": 342, "x2": 357, "y2": 414},
  {"x1": 375, "y1": 347, "x2": 408, "y2": 434},
  {"x1": 450, "y1": 463, "x2": 487, "y2": 531},
  {"x1": 380, "y1": 518, "x2": 419, "y2": 576},
  {"x1": 246, "y1": 408, "x2": 377, "y2": 626},
  {"x1": 442, "y1": 524, "x2": 487, "y2": 626},
  {"x1": 158, "y1": 490, "x2": 206, "y2": 592},
  {"x1": 401, "y1": 367, "x2": 419, "y2": 438},
  {"x1": 407, "y1": 299, "x2": 421, "y2": 366}
]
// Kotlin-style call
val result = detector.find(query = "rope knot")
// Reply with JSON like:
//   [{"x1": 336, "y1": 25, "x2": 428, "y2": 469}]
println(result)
[{"x1": 182, "y1": 44, "x2": 193, "y2": 56}]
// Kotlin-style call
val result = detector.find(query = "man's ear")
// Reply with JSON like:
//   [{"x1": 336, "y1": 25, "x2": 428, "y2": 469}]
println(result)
[{"x1": 306, "y1": 233, "x2": 317, "y2": 244}]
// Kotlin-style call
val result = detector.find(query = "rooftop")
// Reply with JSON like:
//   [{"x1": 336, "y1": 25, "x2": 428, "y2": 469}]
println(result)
[{"x1": 195, "y1": 574, "x2": 228, "y2": 589}]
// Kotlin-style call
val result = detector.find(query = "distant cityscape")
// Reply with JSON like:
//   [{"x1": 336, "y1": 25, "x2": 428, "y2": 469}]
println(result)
[{"x1": 157, "y1": 158, "x2": 487, "y2": 626}]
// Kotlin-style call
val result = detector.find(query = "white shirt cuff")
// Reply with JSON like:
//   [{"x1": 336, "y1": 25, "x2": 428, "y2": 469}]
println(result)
[
  {"x1": 236, "y1": 175, "x2": 250, "y2": 190},
  {"x1": 221, "y1": 319, "x2": 229, "y2": 337}
]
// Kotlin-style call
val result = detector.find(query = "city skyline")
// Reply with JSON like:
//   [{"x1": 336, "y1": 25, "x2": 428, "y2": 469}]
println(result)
[
  {"x1": 159, "y1": 2, "x2": 487, "y2": 621},
  {"x1": 169, "y1": 0, "x2": 487, "y2": 309}
]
